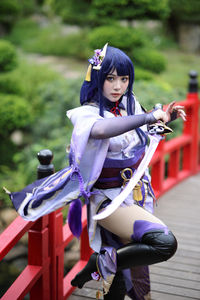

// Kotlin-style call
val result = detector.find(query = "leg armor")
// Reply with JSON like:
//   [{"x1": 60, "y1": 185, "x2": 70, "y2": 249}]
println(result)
[
  {"x1": 103, "y1": 271, "x2": 126, "y2": 300},
  {"x1": 117, "y1": 220, "x2": 177, "y2": 270},
  {"x1": 71, "y1": 220, "x2": 177, "y2": 288},
  {"x1": 71, "y1": 252, "x2": 98, "y2": 288}
]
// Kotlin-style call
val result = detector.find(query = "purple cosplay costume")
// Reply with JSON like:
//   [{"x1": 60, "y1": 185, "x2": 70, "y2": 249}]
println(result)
[
  {"x1": 8, "y1": 94, "x2": 157, "y2": 299},
  {"x1": 67, "y1": 96, "x2": 155, "y2": 298}
]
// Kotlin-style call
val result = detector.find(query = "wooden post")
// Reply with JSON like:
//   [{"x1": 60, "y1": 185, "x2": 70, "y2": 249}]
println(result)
[
  {"x1": 29, "y1": 150, "x2": 55, "y2": 300},
  {"x1": 151, "y1": 139, "x2": 165, "y2": 196},
  {"x1": 28, "y1": 216, "x2": 50, "y2": 300},
  {"x1": 37, "y1": 149, "x2": 54, "y2": 179},
  {"x1": 184, "y1": 71, "x2": 199, "y2": 174}
]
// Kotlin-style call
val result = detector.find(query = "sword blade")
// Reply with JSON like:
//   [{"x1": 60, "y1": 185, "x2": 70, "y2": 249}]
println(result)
[{"x1": 93, "y1": 135, "x2": 162, "y2": 221}]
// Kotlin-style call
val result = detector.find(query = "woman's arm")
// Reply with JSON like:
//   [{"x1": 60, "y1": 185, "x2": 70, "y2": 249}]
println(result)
[
  {"x1": 90, "y1": 112, "x2": 156, "y2": 139},
  {"x1": 91, "y1": 101, "x2": 186, "y2": 139}
]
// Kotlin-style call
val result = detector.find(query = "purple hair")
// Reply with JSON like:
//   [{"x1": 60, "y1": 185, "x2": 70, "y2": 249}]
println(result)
[{"x1": 80, "y1": 46, "x2": 135, "y2": 116}]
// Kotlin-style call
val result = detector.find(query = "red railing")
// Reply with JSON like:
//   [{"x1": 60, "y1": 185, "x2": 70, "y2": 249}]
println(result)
[
  {"x1": 151, "y1": 78, "x2": 200, "y2": 197},
  {"x1": 0, "y1": 72, "x2": 199, "y2": 300}
]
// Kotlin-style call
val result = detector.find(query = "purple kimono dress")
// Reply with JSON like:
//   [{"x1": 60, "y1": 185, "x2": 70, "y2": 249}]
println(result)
[{"x1": 67, "y1": 98, "x2": 155, "y2": 299}]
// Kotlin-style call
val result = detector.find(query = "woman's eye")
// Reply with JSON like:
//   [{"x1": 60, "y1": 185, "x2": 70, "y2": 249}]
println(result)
[
  {"x1": 106, "y1": 76, "x2": 114, "y2": 82},
  {"x1": 122, "y1": 77, "x2": 129, "y2": 82}
]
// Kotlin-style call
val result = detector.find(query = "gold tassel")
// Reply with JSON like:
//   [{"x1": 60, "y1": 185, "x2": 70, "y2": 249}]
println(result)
[
  {"x1": 85, "y1": 64, "x2": 92, "y2": 81},
  {"x1": 133, "y1": 182, "x2": 143, "y2": 201},
  {"x1": 96, "y1": 290, "x2": 102, "y2": 299}
]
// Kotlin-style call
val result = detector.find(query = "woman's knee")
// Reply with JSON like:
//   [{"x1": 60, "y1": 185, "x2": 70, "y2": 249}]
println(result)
[
  {"x1": 131, "y1": 220, "x2": 178, "y2": 261},
  {"x1": 142, "y1": 230, "x2": 178, "y2": 261}
]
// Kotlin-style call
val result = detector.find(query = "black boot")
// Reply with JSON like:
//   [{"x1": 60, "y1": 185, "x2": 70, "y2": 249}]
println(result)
[
  {"x1": 103, "y1": 271, "x2": 126, "y2": 300},
  {"x1": 117, "y1": 230, "x2": 177, "y2": 270},
  {"x1": 71, "y1": 230, "x2": 177, "y2": 288},
  {"x1": 71, "y1": 252, "x2": 98, "y2": 288}
]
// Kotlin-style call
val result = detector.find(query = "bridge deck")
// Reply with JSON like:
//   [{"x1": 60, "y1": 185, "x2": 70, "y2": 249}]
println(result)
[{"x1": 68, "y1": 173, "x2": 200, "y2": 300}]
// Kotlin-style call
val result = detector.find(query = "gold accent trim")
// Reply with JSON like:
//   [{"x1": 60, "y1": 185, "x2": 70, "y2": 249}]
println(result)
[{"x1": 85, "y1": 64, "x2": 92, "y2": 81}]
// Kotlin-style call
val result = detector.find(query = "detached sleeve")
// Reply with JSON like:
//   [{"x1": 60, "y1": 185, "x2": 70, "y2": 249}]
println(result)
[{"x1": 91, "y1": 112, "x2": 156, "y2": 139}]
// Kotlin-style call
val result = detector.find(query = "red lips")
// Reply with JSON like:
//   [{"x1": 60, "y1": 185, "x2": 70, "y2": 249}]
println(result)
[{"x1": 111, "y1": 93, "x2": 121, "y2": 97}]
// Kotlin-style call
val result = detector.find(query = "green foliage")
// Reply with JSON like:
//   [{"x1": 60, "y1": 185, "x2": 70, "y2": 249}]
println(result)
[
  {"x1": 7, "y1": 18, "x2": 90, "y2": 59},
  {"x1": 169, "y1": 0, "x2": 200, "y2": 23},
  {"x1": 0, "y1": 0, "x2": 38, "y2": 32},
  {"x1": 92, "y1": 0, "x2": 170, "y2": 23},
  {"x1": 131, "y1": 22, "x2": 177, "y2": 51},
  {"x1": 0, "y1": 138, "x2": 19, "y2": 168},
  {"x1": 0, "y1": 66, "x2": 81, "y2": 206},
  {"x1": 0, "y1": 164, "x2": 31, "y2": 207},
  {"x1": 88, "y1": 25, "x2": 146, "y2": 53},
  {"x1": 0, "y1": 72, "x2": 24, "y2": 95},
  {"x1": 88, "y1": 25, "x2": 166, "y2": 74},
  {"x1": 0, "y1": 94, "x2": 32, "y2": 136},
  {"x1": 6, "y1": 18, "x2": 41, "y2": 46},
  {"x1": 33, "y1": 78, "x2": 80, "y2": 140},
  {"x1": 132, "y1": 48, "x2": 166, "y2": 73},
  {"x1": 134, "y1": 67, "x2": 154, "y2": 81},
  {"x1": 134, "y1": 80, "x2": 173, "y2": 109},
  {"x1": 49, "y1": 0, "x2": 170, "y2": 26},
  {"x1": 18, "y1": 0, "x2": 38, "y2": 16},
  {"x1": 10, "y1": 57, "x2": 60, "y2": 118},
  {"x1": 49, "y1": 0, "x2": 93, "y2": 26},
  {"x1": 25, "y1": 30, "x2": 90, "y2": 59},
  {"x1": 0, "y1": 40, "x2": 17, "y2": 72},
  {"x1": 0, "y1": 0, "x2": 21, "y2": 29},
  {"x1": 134, "y1": 79, "x2": 185, "y2": 138}
]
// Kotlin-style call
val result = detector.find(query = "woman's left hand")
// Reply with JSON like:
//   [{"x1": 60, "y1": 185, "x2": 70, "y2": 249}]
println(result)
[
  {"x1": 166, "y1": 101, "x2": 186, "y2": 122},
  {"x1": 152, "y1": 101, "x2": 186, "y2": 123}
]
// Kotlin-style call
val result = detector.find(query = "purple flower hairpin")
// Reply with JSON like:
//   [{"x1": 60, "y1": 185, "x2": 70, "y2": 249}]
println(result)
[{"x1": 88, "y1": 43, "x2": 108, "y2": 70}]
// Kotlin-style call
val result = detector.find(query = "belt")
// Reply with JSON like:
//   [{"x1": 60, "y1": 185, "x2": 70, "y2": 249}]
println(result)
[{"x1": 94, "y1": 153, "x2": 144, "y2": 189}]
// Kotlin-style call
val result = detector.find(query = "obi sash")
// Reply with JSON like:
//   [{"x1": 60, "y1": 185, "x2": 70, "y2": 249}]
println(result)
[{"x1": 94, "y1": 150, "x2": 145, "y2": 189}]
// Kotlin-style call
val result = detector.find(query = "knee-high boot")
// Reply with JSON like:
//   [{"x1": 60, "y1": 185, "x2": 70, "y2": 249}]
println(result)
[
  {"x1": 71, "y1": 252, "x2": 98, "y2": 288},
  {"x1": 71, "y1": 229, "x2": 177, "y2": 289},
  {"x1": 117, "y1": 230, "x2": 177, "y2": 270},
  {"x1": 103, "y1": 271, "x2": 126, "y2": 300}
]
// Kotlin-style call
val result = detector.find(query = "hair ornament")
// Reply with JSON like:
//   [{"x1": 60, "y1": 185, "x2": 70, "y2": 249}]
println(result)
[
  {"x1": 89, "y1": 43, "x2": 108, "y2": 70},
  {"x1": 85, "y1": 43, "x2": 108, "y2": 82},
  {"x1": 85, "y1": 64, "x2": 92, "y2": 81}
]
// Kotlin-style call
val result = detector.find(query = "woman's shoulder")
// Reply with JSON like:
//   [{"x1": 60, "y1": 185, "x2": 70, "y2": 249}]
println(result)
[
  {"x1": 67, "y1": 104, "x2": 98, "y2": 116},
  {"x1": 66, "y1": 104, "x2": 103, "y2": 125}
]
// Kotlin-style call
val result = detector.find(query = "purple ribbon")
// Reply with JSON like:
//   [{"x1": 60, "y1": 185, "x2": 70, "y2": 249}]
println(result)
[{"x1": 68, "y1": 166, "x2": 99, "y2": 237}]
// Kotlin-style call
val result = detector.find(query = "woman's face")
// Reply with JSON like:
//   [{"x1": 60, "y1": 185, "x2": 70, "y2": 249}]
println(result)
[{"x1": 103, "y1": 69, "x2": 129, "y2": 102}]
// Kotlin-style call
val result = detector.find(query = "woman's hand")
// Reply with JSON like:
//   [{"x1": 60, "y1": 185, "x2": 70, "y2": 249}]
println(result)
[{"x1": 152, "y1": 101, "x2": 186, "y2": 123}]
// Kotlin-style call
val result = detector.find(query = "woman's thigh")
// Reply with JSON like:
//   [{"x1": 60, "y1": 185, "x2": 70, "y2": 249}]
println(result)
[{"x1": 98, "y1": 204, "x2": 166, "y2": 242}]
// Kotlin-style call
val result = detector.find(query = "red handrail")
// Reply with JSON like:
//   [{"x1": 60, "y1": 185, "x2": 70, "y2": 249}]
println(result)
[
  {"x1": 0, "y1": 74, "x2": 199, "y2": 300},
  {"x1": 150, "y1": 89, "x2": 200, "y2": 198}
]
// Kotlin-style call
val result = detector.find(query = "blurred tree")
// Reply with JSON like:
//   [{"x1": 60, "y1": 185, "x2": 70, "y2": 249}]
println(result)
[
  {"x1": 0, "y1": 94, "x2": 31, "y2": 137},
  {"x1": 0, "y1": 40, "x2": 31, "y2": 166},
  {"x1": 0, "y1": 0, "x2": 21, "y2": 33},
  {"x1": 91, "y1": 0, "x2": 170, "y2": 24},
  {"x1": 169, "y1": 0, "x2": 200, "y2": 24},
  {"x1": 88, "y1": 25, "x2": 166, "y2": 73},
  {"x1": 48, "y1": 0, "x2": 170, "y2": 26},
  {"x1": 47, "y1": 0, "x2": 93, "y2": 26},
  {"x1": 0, "y1": 0, "x2": 43, "y2": 34},
  {"x1": 0, "y1": 40, "x2": 17, "y2": 72},
  {"x1": 168, "y1": 0, "x2": 200, "y2": 52}
]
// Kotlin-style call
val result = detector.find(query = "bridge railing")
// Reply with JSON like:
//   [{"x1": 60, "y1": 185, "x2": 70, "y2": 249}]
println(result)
[
  {"x1": 0, "y1": 71, "x2": 199, "y2": 300},
  {"x1": 151, "y1": 71, "x2": 200, "y2": 197}
]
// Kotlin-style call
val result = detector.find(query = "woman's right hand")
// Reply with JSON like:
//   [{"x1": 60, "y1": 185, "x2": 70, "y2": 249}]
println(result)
[{"x1": 152, "y1": 108, "x2": 170, "y2": 123}]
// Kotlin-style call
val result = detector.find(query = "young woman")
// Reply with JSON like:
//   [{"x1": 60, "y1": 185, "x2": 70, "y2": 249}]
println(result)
[
  {"x1": 68, "y1": 44, "x2": 185, "y2": 299},
  {"x1": 8, "y1": 44, "x2": 185, "y2": 300}
]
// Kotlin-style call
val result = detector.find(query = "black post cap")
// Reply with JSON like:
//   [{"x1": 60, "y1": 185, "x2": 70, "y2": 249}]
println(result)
[
  {"x1": 188, "y1": 70, "x2": 198, "y2": 93},
  {"x1": 37, "y1": 149, "x2": 54, "y2": 179}
]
